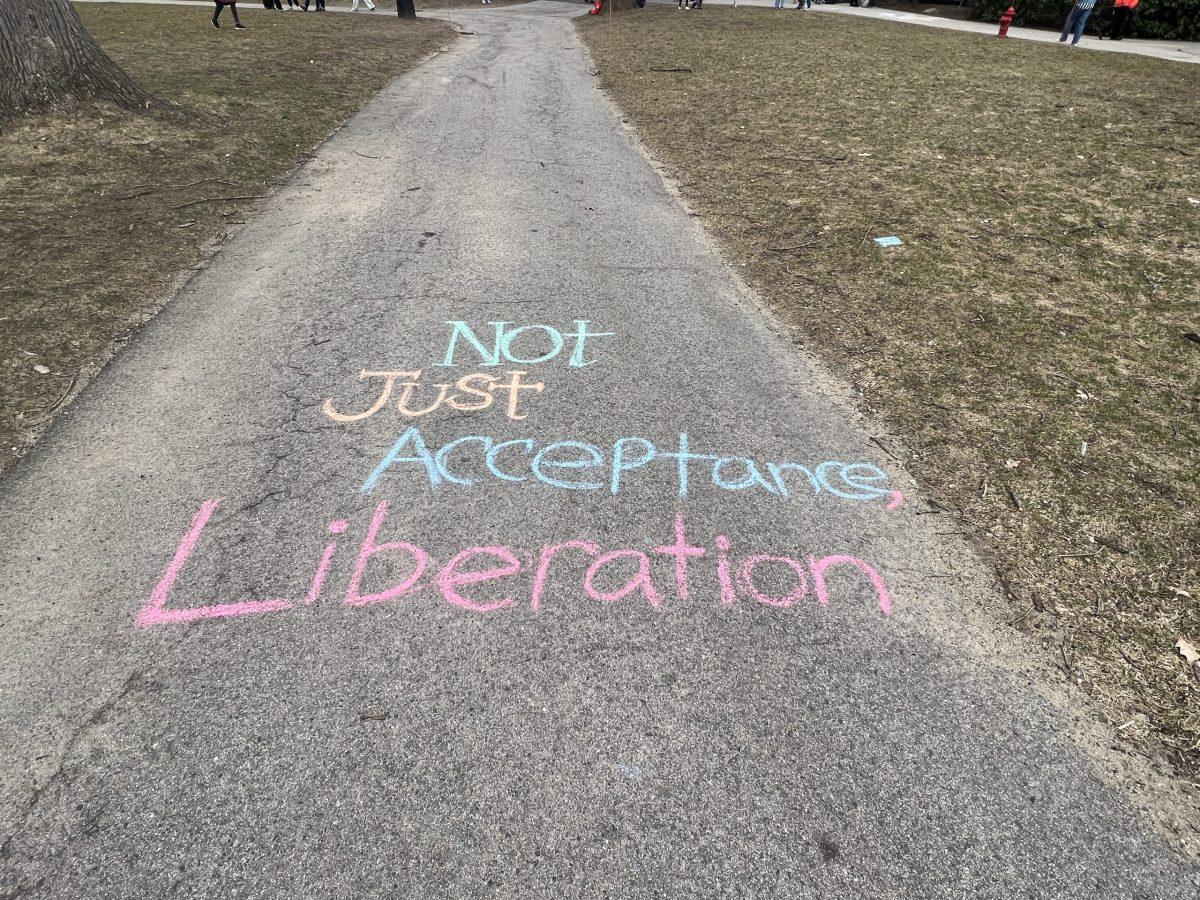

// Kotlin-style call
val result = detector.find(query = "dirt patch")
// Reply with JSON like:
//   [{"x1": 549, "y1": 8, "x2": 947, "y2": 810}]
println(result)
[
  {"x1": 0, "y1": 2, "x2": 453, "y2": 473},
  {"x1": 579, "y1": 7, "x2": 1200, "y2": 775}
]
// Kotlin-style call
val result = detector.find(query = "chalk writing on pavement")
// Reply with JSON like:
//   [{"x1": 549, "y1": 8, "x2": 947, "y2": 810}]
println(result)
[{"x1": 136, "y1": 318, "x2": 903, "y2": 627}]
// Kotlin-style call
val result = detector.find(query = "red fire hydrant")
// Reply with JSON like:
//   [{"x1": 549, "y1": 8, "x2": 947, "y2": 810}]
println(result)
[
  {"x1": 589, "y1": 0, "x2": 603, "y2": 14},
  {"x1": 998, "y1": 5, "x2": 1016, "y2": 37}
]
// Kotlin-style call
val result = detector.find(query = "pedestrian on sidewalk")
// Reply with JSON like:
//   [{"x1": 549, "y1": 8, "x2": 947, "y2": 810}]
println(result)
[
  {"x1": 1059, "y1": 0, "x2": 1097, "y2": 45},
  {"x1": 794, "y1": 0, "x2": 812, "y2": 8},
  {"x1": 262, "y1": 0, "x2": 282, "y2": 8},
  {"x1": 774, "y1": 0, "x2": 785, "y2": 8},
  {"x1": 351, "y1": 0, "x2": 377, "y2": 9},
  {"x1": 212, "y1": 0, "x2": 247, "y2": 27},
  {"x1": 286, "y1": 0, "x2": 305, "y2": 9},
  {"x1": 1108, "y1": 0, "x2": 1138, "y2": 40}
]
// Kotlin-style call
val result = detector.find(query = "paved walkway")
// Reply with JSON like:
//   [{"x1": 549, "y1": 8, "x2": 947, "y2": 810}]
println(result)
[{"x1": 3, "y1": 3, "x2": 1196, "y2": 895}]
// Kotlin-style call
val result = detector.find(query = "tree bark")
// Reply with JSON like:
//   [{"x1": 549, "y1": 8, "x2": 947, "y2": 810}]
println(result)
[{"x1": 0, "y1": 0, "x2": 155, "y2": 120}]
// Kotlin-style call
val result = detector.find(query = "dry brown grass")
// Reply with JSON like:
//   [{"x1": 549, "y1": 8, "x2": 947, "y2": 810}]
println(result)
[
  {"x1": 580, "y1": 7, "x2": 1200, "y2": 772},
  {"x1": 0, "y1": 3, "x2": 452, "y2": 471}
]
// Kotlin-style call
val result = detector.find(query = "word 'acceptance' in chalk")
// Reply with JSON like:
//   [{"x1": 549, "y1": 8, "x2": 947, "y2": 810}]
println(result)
[{"x1": 361, "y1": 427, "x2": 904, "y2": 509}]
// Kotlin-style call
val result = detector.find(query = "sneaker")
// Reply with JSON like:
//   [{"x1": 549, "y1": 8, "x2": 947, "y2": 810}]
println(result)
[
  {"x1": 211, "y1": 17, "x2": 219, "y2": 27},
  {"x1": 235, "y1": 22, "x2": 247, "y2": 28}
]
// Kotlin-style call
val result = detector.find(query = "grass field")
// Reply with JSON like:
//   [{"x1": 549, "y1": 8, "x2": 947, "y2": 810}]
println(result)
[
  {"x1": 0, "y1": 3, "x2": 453, "y2": 473},
  {"x1": 581, "y1": 8, "x2": 1200, "y2": 773}
]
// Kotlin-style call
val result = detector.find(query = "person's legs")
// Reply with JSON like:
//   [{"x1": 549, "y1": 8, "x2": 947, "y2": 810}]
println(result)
[
  {"x1": 1111, "y1": 6, "x2": 1129, "y2": 40},
  {"x1": 213, "y1": 1, "x2": 222, "y2": 26},
  {"x1": 1071, "y1": 7, "x2": 1092, "y2": 43},
  {"x1": 1059, "y1": 7, "x2": 1079, "y2": 41}
]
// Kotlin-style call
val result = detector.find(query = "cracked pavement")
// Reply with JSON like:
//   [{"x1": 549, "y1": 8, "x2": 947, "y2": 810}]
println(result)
[{"x1": 0, "y1": 3, "x2": 1196, "y2": 897}]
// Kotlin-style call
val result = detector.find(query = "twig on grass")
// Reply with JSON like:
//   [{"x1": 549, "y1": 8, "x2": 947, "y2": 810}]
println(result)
[
  {"x1": 1005, "y1": 484, "x2": 1023, "y2": 511},
  {"x1": 117, "y1": 177, "x2": 234, "y2": 199},
  {"x1": 1055, "y1": 550, "x2": 1104, "y2": 560},
  {"x1": 766, "y1": 241, "x2": 819, "y2": 253},
  {"x1": 782, "y1": 267, "x2": 816, "y2": 283},
  {"x1": 868, "y1": 435, "x2": 902, "y2": 462},
  {"x1": 170, "y1": 195, "x2": 265, "y2": 211},
  {"x1": 649, "y1": 66, "x2": 692, "y2": 73},
  {"x1": 42, "y1": 371, "x2": 79, "y2": 417},
  {"x1": 1058, "y1": 642, "x2": 1074, "y2": 674},
  {"x1": 1009, "y1": 604, "x2": 1035, "y2": 627},
  {"x1": 1047, "y1": 370, "x2": 1091, "y2": 396}
]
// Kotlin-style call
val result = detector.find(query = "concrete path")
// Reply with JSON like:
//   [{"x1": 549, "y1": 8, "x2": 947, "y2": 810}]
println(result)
[{"x1": 2, "y1": 3, "x2": 1196, "y2": 896}]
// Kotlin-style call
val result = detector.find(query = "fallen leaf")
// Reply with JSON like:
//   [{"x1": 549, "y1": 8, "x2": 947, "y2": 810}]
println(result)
[{"x1": 1177, "y1": 638, "x2": 1199, "y2": 672}]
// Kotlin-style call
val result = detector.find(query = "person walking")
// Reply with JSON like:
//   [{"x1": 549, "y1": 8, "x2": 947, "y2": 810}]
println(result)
[
  {"x1": 350, "y1": 0, "x2": 377, "y2": 9},
  {"x1": 774, "y1": 0, "x2": 784, "y2": 8},
  {"x1": 1058, "y1": 0, "x2": 1097, "y2": 45},
  {"x1": 262, "y1": 0, "x2": 282, "y2": 8},
  {"x1": 212, "y1": 0, "x2": 247, "y2": 27},
  {"x1": 1109, "y1": 0, "x2": 1138, "y2": 40}
]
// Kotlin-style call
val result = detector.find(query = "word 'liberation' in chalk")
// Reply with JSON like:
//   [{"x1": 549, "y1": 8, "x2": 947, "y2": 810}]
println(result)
[{"x1": 135, "y1": 503, "x2": 892, "y2": 628}]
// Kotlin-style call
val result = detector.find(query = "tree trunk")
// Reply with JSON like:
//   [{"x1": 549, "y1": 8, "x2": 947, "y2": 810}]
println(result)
[{"x1": 0, "y1": 0, "x2": 155, "y2": 120}]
